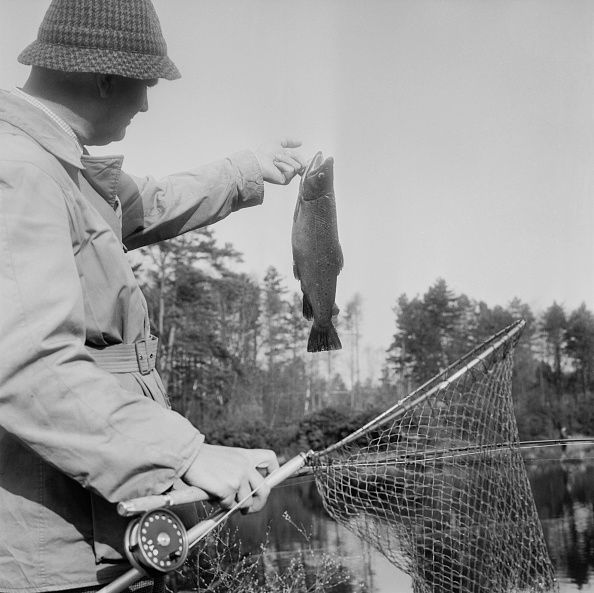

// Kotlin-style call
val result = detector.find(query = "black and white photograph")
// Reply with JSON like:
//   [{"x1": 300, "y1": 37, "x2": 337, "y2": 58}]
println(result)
[{"x1": 0, "y1": 2, "x2": 593, "y2": 592}]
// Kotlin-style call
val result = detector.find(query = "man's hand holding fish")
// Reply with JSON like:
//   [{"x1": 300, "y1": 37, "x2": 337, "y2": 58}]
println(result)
[{"x1": 254, "y1": 137, "x2": 307, "y2": 184}]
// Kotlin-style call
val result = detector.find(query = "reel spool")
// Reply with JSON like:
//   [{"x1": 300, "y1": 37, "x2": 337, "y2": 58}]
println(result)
[{"x1": 124, "y1": 508, "x2": 188, "y2": 574}]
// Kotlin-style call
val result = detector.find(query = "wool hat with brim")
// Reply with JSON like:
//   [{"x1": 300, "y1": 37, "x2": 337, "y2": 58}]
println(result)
[{"x1": 18, "y1": 0, "x2": 181, "y2": 81}]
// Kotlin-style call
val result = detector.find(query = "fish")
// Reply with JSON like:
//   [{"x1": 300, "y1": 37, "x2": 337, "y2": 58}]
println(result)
[{"x1": 292, "y1": 151, "x2": 343, "y2": 352}]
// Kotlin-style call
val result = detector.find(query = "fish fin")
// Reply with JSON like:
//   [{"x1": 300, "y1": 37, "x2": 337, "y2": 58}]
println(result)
[
  {"x1": 337, "y1": 245, "x2": 344, "y2": 273},
  {"x1": 293, "y1": 262, "x2": 301, "y2": 280},
  {"x1": 332, "y1": 303, "x2": 340, "y2": 316},
  {"x1": 302, "y1": 293, "x2": 314, "y2": 320},
  {"x1": 307, "y1": 322, "x2": 342, "y2": 353}
]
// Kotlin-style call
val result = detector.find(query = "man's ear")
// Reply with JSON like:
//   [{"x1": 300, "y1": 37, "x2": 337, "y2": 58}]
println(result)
[{"x1": 96, "y1": 74, "x2": 116, "y2": 99}]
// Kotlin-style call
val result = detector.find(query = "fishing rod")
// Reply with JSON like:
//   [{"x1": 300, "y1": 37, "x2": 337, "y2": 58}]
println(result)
[
  {"x1": 102, "y1": 435, "x2": 594, "y2": 593},
  {"x1": 99, "y1": 321, "x2": 570, "y2": 593}
]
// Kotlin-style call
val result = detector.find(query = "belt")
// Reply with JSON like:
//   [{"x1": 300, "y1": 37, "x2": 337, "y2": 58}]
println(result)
[{"x1": 85, "y1": 337, "x2": 158, "y2": 375}]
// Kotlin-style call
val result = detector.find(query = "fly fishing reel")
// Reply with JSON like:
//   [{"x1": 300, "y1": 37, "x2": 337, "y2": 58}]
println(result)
[{"x1": 124, "y1": 508, "x2": 188, "y2": 574}]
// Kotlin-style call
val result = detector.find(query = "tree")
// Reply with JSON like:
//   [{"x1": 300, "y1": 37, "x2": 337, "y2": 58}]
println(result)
[
  {"x1": 214, "y1": 270, "x2": 261, "y2": 368},
  {"x1": 474, "y1": 302, "x2": 514, "y2": 342},
  {"x1": 344, "y1": 293, "x2": 363, "y2": 406},
  {"x1": 261, "y1": 266, "x2": 292, "y2": 370},
  {"x1": 505, "y1": 298, "x2": 537, "y2": 404},
  {"x1": 386, "y1": 279, "x2": 474, "y2": 385},
  {"x1": 287, "y1": 291, "x2": 310, "y2": 361},
  {"x1": 541, "y1": 302, "x2": 567, "y2": 396},
  {"x1": 260, "y1": 267, "x2": 299, "y2": 425},
  {"x1": 137, "y1": 228, "x2": 261, "y2": 425},
  {"x1": 565, "y1": 304, "x2": 594, "y2": 398},
  {"x1": 381, "y1": 280, "x2": 566, "y2": 439}
]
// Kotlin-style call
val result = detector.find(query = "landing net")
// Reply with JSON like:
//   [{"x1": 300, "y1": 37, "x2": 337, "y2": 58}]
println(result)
[{"x1": 310, "y1": 320, "x2": 557, "y2": 593}]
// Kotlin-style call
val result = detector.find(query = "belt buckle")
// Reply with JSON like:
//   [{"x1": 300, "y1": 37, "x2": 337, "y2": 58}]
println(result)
[{"x1": 135, "y1": 339, "x2": 151, "y2": 375}]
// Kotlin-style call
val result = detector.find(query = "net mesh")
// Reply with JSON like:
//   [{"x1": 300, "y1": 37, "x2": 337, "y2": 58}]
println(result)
[{"x1": 311, "y1": 321, "x2": 557, "y2": 593}]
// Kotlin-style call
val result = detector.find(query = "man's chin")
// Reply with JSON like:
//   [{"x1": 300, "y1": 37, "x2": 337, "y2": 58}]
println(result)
[{"x1": 88, "y1": 128, "x2": 127, "y2": 146}]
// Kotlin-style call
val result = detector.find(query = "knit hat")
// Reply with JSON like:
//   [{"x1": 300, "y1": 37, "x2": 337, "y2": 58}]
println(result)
[{"x1": 18, "y1": 0, "x2": 180, "y2": 80}]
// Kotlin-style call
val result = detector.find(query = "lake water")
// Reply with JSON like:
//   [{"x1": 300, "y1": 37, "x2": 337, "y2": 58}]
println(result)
[{"x1": 224, "y1": 454, "x2": 594, "y2": 592}]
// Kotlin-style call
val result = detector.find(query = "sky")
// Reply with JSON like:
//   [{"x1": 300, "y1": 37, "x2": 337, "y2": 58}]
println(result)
[{"x1": 1, "y1": 1, "x2": 593, "y2": 382}]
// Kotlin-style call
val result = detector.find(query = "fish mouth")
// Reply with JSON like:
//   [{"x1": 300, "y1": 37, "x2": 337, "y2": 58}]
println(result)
[
  {"x1": 299, "y1": 150, "x2": 334, "y2": 200},
  {"x1": 306, "y1": 151, "x2": 325, "y2": 175},
  {"x1": 299, "y1": 151, "x2": 326, "y2": 178}
]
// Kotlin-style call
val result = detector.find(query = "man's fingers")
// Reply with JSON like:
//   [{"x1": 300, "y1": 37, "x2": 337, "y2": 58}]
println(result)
[
  {"x1": 280, "y1": 137, "x2": 302, "y2": 149},
  {"x1": 274, "y1": 152, "x2": 302, "y2": 168},
  {"x1": 267, "y1": 169, "x2": 289, "y2": 185},
  {"x1": 236, "y1": 481, "x2": 253, "y2": 513},
  {"x1": 219, "y1": 492, "x2": 237, "y2": 510},
  {"x1": 230, "y1": 468, "x2": 270, "y2": 514},
  {"x1": 243, "y1": 469, "x2": 270, "y2": 514},
  {"x1": 249, "y1": 479, "x2": 271, "y2": 513},
  {"x1": 238, "y1": 455, "x2": 275, "y2": 514},
  {"x1": 254, "y1": 139, "x2": 308, "y2": 185},
  {"x1": 273, "y1": 150, "x2": 305, "y2": 184},
  {"x1": 273, "y1": 162, "x2": 296, "y2": 183},
  {"x1": 183, "y1": 444, "x2": 279, "y2": 513},
  {"x1": 284, "y1": 147, "x2": 308, "y2": 170},
  {"x1": 249, "y1": 449, "x2": 280, "y2": 475}
]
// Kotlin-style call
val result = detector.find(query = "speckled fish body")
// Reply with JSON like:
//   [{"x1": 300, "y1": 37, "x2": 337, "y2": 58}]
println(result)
[{"x1": 292, "y1": 151, "x2": 343, "y2": 352}]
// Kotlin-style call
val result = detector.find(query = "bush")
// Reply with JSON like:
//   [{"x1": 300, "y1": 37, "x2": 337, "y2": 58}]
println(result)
[{"x1": 166, "y1": 518, "x2": 366, "y2": 593}]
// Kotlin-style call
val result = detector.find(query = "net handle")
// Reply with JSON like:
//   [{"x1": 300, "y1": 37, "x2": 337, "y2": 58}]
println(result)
[{"x1": 320, "y1": 319, "x2": 526, "y2": 457}]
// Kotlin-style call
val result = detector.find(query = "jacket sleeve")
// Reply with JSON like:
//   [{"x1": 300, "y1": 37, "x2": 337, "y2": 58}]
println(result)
[
  {"x1": 120, "y1": 150, "x2": 264, "y2": 250},
  {"x1": 0, "y1": 157, "x2": 204, "y2": 503}
]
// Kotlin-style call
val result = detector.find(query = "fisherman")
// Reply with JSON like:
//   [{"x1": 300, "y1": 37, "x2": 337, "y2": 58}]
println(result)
[{"x1": 0, "y1": 1, "x2": 306, "y2": 591}]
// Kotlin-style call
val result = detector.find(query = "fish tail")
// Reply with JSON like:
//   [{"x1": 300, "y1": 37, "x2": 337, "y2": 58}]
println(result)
[{"x1": 307, "y1": 322, "x2": 342, "y2": 353}]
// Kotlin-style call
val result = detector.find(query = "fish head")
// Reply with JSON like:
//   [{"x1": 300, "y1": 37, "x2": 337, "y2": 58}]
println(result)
[{"x1": 300, "y1": 151, "x2": 334, "y2": 201}]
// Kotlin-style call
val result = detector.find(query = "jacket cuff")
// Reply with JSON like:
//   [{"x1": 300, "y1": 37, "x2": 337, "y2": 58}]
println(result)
[
  {"x1": 175, "y1": 431, "x2": 206, "y2": 481},
  {"x1": 228, "y1": 150, "x2": 264, "y2": 208}
]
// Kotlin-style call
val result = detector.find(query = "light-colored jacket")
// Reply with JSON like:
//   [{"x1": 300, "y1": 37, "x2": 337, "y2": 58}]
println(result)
[{"x1": 0, "y1": 89, "x2": 264, "y2": 591}]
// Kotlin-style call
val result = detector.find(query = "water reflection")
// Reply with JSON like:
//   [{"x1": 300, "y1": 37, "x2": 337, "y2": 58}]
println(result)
[
  {"x1": 220, "y1": 458, "x2": 594, "y2": 593},
  {"x1": 228, "y1": 478, "x2": 413, "y2": 592},
  {"x1": 529, "y1": 457, "x2": 594, "y2": 592}
]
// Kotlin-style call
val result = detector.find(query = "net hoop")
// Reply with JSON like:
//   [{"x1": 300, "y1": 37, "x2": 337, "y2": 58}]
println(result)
[{"x1": 319, "y1": 318, "x2": 526, "y2": 458}]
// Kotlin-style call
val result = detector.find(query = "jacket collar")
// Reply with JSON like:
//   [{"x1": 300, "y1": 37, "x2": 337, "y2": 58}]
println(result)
[
  {"x1": 81, "y1": 153, "x2": 125, "y2": 207},
  {"x1": 0, "y1": 89, "x2": 125, "y2": 202},
  {"x1": 0, "y1": 89, "x2": 84, "y2": 168}
]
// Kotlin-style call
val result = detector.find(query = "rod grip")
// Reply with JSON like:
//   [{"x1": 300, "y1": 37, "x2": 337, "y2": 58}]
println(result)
[
  {"x1": 118, "y1": 452, "x2": 311, "y2": 517},
  {"x1": 264, "y1": 451, "x2": 311, "y2": 488},
  {"x1": 117, "y1": 486, "x2": 209, "y2": 517}
]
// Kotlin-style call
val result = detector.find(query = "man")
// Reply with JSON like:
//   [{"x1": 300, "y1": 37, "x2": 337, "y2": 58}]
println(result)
[{"x1": 0, "y1": 0, "x2": 306, "y2": 591}]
